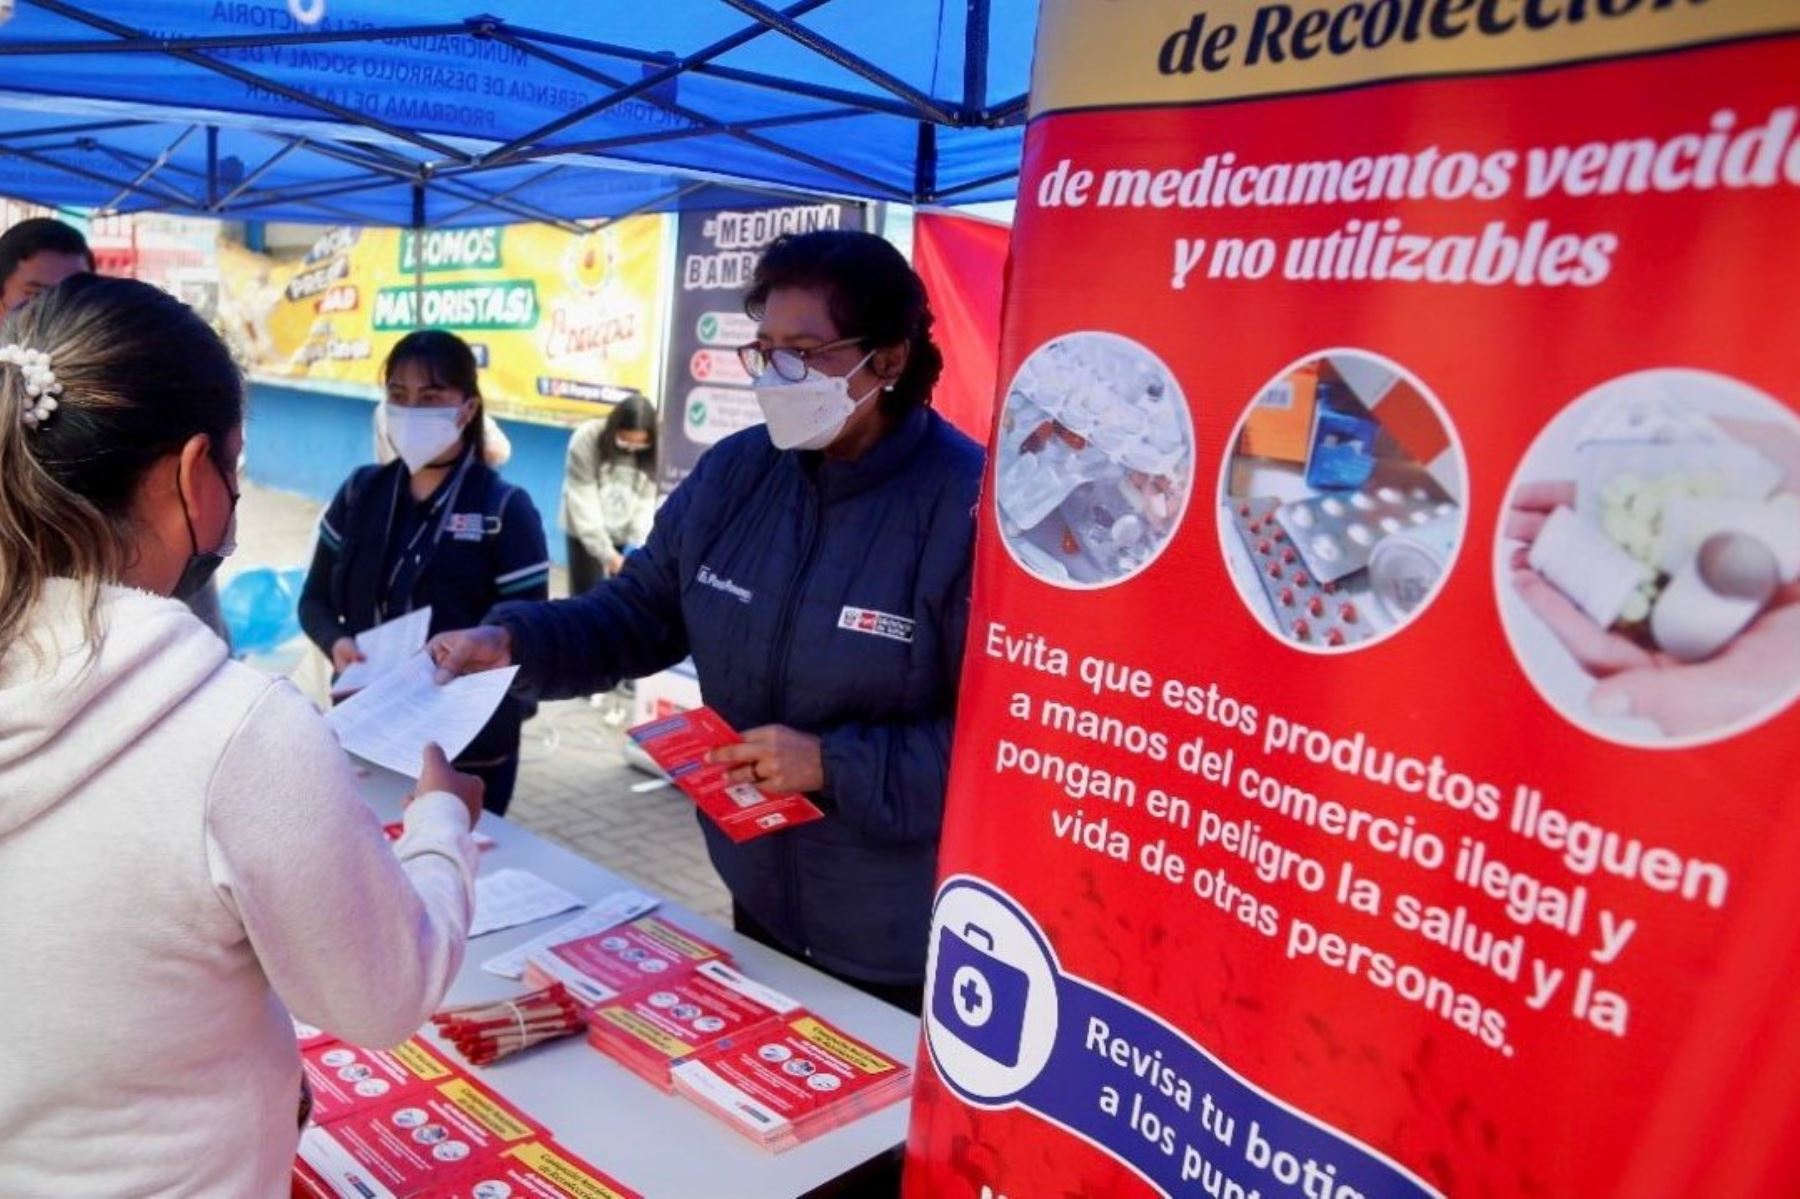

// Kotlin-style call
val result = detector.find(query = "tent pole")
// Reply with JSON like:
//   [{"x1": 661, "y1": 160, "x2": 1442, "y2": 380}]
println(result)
[
  {"x1": 963, "y1": 0, "x2": 991, "y2": 122},
  {"x1": 475, "y1": 0, "x2": 836, "y2": 168},
  {"x1": 412, "y1": 181, "x2": 427, "y2": 332},
  {"x1": 25, "y1": 0, "x2": 470, "y2": 163},
  {"x1": 714, "y1": 0, "x2": 959, "y2": 124},
  {"x1": 206, "y1": 126, "x2": 219, "y2": 210},
  {"x1": 100, "y1": 123, "x2": 199, "y2": 211},
  {"x1": 214, "y1": 139, "x2": 308, "y2": 209},
  {"x1": 914, "y1": 124, "x2": 938, "y2": 205},
  {"x1": 505, "y1": 25, "x2": 920, "y2": 120}
]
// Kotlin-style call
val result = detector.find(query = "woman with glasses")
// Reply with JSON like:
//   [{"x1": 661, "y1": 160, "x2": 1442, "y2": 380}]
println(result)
[
  {"x1": 299, "y1": 329, "x2": 550, "y2": 815},
  {"x1": 430, "y1": 229, "x2": 983, "y2": 1014}
]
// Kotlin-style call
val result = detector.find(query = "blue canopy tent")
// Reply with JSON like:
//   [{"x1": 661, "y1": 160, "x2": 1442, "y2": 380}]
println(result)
[{"x1": 0, "y1": 0, "x2": 1034, "y2": 226}]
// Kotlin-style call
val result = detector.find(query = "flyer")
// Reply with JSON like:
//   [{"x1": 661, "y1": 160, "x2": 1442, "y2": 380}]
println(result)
[
  {"x1": 525, "y1": 915, "x2": 732, "y2": 1008},
  {"x1": 904, "y1": 3, "x2": 1800, "y2": 1197},
  {"x1": 587, "y1": 958, "x2": 802, "y2": 1089},
  {"x1": 301, "y1": 1037, "x2": 458, "y2": 1126},
  {"x1": 424, "y1": 1140, "x2": 644, "y2": 1199},
  {"x1": 671, "y1": 1013, "x2": 912, "y2": 1151},
  {"x1": 627, "y1": 708, "x2": 825, "y2": 842},
  {"x1": 296, "y1": 1075, "x2": 543, "y2": 1198}
]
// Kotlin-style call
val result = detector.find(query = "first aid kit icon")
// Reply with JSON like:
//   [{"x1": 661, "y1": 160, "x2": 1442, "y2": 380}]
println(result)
[{"x1": 932, "y1": 922, "x2": 1030, "y2": 1068}]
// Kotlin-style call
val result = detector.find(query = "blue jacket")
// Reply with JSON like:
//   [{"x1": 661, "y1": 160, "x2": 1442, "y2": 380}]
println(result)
[
  {"x1": 300, "y1": 453, "x2": 550, "y2": 766},
  {"x1": 491, "y1": 406, "x2": 983, "y2": 984}
]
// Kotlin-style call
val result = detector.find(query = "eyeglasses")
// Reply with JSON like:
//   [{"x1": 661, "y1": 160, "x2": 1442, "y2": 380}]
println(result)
[{"x1": 736, "y1": 336, "x2": 866, "y2": 383}]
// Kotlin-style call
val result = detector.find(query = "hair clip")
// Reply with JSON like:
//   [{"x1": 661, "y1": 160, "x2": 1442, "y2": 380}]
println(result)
[{"x1": 0, "y1": 344, "x2": 62, "y2": 429}]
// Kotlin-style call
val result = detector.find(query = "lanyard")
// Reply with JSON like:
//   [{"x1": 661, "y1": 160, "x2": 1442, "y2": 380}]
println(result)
[{"x1": 378, "y1": 451, "x2": 474, "y2": 622}]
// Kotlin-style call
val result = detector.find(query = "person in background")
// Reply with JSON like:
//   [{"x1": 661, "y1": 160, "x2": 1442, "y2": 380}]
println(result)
[
  {"x1": 430, "y1": 231, "x2": 982, "y2": 1014},
  {"x1": 301, "y1": 329, "x2": 549, "y2": 815},
  {"x1": 560, "y1": 392, "x2": 659, "y2": 596},
  {"x1": 0, "y1": 217, "x2": 94, "y2": 314},
  {"x1": 375, "y1": 390, "x2": 513, "y2": 469},
  {"x1": 0, "y1": 275, "x2": 482, "y2": 1195}
]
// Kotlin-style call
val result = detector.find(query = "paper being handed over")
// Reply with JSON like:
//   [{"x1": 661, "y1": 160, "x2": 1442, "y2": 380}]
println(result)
[
  {"x1": 330, "y1": 606, "x2": 433, "y2": 697},
  {"x1": 324, "y1": 650, "x2": 518, "y2": 778}
]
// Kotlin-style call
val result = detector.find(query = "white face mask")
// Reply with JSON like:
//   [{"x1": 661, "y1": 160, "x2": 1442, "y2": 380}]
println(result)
[
  {"x1": 752, "y1": 351, "x2": 881, "y2": 451},
  {"x1": 385, "y1": 402, "x2": 467, "y2": 473}
]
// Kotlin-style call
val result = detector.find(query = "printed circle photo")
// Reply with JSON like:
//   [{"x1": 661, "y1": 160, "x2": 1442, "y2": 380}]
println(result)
[
  {"x1": 1218, "y1": 349, "x2": 1467, "y2": 653},
  {"x1": 994, "y1": 331, "x2": 1194, "y2": 589},
  {"x1": 1496, "y1": 369, "x2": 1800, "y2": 748}
]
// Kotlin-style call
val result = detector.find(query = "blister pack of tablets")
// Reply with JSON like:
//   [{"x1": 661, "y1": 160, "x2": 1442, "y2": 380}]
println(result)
[
  {"x1": 1228, "y1": 498, "x2": 1380, "y2": 648},
  {"x1": 1273, "y1": 479, "x2": 1457, "y2": 585}
]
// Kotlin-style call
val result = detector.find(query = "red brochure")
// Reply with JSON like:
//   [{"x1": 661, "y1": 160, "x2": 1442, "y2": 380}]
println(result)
[
  {"x1": 295, "y1": 1073, "x2": 541, "y2": 1198},
  {"x1": 300, "y1": 1037, "x2": 459, "y2": 1126},
  {"x1": 627, "y1": 708, "x2": 824, "y2": 842},
  {"x1": 524, "y1": 914, "x2": 732, "y2": 1008},
  {"x1": 586, "y1": 959, "x2": 802, "y2": 1090},
  {"x1": 671, "y1": 1012, "x2": 912, "y2": 1151}
]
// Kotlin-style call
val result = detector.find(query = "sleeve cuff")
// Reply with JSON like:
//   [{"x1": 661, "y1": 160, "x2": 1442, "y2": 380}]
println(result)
[{"x1": 396, "y1": 791, "x2": 479, "y2": 878}]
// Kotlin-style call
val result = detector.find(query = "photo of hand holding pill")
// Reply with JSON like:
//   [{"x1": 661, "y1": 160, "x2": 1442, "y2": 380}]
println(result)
[{"x1": 1498, "y1": 370, "x2": 1800, "y2": 746}]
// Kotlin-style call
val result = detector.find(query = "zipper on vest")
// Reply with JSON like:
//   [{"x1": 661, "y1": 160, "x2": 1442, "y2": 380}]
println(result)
[{"x1": 766, "y1": 476, "x2": 825, "y2": 949}]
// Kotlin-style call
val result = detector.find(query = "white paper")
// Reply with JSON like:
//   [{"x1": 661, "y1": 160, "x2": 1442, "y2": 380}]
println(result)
[
  {"x1": 331, "y1": 606, "x2": 433, "y2": 697},
  {"x1": 481, "y1": 889, "x2": 661, "y2": 979},
  {"x1": 324, "y1": 651, "x2": 519, "y2": 778},
  {"x1": 468, "y1": 868, "x2": 585, "y2": 939}
]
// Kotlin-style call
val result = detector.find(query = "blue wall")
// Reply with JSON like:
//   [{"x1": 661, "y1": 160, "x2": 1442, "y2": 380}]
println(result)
[{"x1": 245, "y1": 382, "x2": 574, "y2": 567}]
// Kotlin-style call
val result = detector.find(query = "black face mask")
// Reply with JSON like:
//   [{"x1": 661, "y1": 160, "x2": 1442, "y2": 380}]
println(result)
[{"x1": 173, "y1": 455, "x2": 240, "y2": 601}]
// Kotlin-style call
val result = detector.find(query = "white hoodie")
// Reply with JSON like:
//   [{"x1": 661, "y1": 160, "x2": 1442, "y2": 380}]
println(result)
[{"x1": 0, "y1": 581, "x2": 477, "y2": 1196}]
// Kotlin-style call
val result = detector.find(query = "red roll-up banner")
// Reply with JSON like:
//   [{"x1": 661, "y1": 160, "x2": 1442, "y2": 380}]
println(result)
[{"x1": 905, "y1": 4, "x2": 1800, "y2": 1197}]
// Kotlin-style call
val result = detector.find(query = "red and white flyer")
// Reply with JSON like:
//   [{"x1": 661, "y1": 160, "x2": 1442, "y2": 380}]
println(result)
[
  {"x1": 300, "y1": 1037, "x2": 459, "y2": 1126},
  {"x1": 422, "y1": 1140, "x2": 645, "y2": 1199},
  {"x1": 295, "y1": 1075, "x2": 543, "y2": 1199},
  {"x1": 626, "y1": 708, "x2": 824, "y2": 842},
  {"x1": 587, "y1": 959, "x2": 802, "y2": 1090},
  {"x1": 524, "y1": 914, "x2": 732, "y2": 1008},
  {"x1": 671, "y1": 1012, "x2": 912, "y2": 1151}
]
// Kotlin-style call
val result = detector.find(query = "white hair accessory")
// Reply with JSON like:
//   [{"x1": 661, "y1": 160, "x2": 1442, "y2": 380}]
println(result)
[{"x1": 0, "y1": 344, "x2": 62, "y2": 429}]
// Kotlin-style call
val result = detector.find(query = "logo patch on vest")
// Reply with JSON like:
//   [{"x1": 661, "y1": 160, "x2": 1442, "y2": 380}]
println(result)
[
  {"x1": 697, "y1": 565, "x2": 753, "y2": 604},
  {"x1": 447, "y1": 512, "x2": 486, "y2": 542},
  {"x1": 838, "y1": 606, "x2": 915, "y2": 643}
]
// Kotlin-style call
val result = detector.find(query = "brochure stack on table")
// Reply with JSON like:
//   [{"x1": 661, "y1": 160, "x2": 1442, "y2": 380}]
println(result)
[
  {"x1": 587, "y1": 959, "x2": 805, "y2": 1091},
  {"x1": 333, "y1": 767, "x2": 920, "y2": 1197},
  {"x1": 293, "y1": 1029, "x2": 640, "y2": 1199},
  {"x1": 670, "y1": 1013, "x2": 914, "y2": 1152},
  {"x1": 523, "y1": 915, "x2": 732, "y2": 1009}
]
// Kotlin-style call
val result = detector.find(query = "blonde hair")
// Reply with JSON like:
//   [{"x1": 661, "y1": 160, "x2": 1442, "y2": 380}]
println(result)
[{"x1": 0, "y1": 275, "x2": 242, "y2": 650}]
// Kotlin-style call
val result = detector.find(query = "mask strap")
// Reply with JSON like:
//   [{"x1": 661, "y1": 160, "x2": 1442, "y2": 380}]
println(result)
[{"x1": 176, "y1": 468, "x2": 201, "y2": 561}]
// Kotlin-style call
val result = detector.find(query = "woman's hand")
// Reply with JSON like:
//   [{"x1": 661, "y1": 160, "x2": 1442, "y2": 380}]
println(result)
[
  {"x1": 410, "y1": 742, "x2": 486, "y2": 829},
  {"x1": 710, "y1": 725, "x2": 825, "y2": 794},
  {"x1": 427, "y1": 625, "x2": 514, "y2": 684},
  {"x1": 330, "y1": 637, "x2": 366, "y2": 674}
]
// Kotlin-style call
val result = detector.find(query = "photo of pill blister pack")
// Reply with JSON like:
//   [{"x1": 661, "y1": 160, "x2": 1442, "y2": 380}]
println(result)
[
  {"x1": 995, "y1": 332, "x2": 1193, "y2": 588},
  {"x1": 1274, "y1": 477, "x2": 1459, "y2": 585},
  {"x1": 1228, "y1": 497, "x2": 1379, "y2": 648}
]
